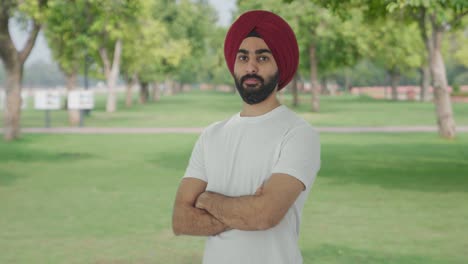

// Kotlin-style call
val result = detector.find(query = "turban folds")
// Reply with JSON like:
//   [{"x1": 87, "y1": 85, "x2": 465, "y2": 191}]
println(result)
[{"x1": 224, "y1": 10, "x2": 299, "y2": 90}]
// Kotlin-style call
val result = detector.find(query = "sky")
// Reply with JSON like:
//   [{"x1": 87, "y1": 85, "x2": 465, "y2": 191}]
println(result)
[
  {"x1": 10, "y1": 0, "x2": 236, "y2": 65},
  {"x1": 210, "y1": 0, "x2": 236, "y2": 27}
]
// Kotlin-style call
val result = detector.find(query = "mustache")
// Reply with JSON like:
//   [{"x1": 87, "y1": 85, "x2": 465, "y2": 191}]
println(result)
[{"x1": 240, "y1": 74, "x2": 264, "y2": 84}]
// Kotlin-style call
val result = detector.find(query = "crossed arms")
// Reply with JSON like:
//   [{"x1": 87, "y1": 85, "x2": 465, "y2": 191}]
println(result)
[{"x1": 172, "y1": 173, "x2": 304, "y2": 236}]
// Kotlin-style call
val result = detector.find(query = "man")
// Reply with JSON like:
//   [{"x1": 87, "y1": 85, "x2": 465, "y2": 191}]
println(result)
[{"x1": 172, "y1": 10, "x2": 321, "y2": 264}]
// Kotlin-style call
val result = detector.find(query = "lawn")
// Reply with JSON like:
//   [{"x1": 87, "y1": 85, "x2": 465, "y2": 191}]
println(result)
[
  {"x1": 6, "y1": 90, "x2": 468, "y2": 128},
  {"x1": 1, "y1": 133, "x2": 467, "y2": 263}
]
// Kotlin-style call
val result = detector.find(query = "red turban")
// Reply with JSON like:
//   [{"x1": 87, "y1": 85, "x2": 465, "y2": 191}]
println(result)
[{"x1": 224, "y1": 10, "x2": 299, "y2": 90}]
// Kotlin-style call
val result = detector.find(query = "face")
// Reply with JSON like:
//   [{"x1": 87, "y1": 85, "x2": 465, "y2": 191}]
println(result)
[{"x1": 233, "y1": 37, "x2": 279, "y2": 105}]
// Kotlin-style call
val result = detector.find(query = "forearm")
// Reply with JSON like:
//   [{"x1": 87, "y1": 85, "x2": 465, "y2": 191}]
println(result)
[
  {"x1": 196, "y1": 192, "x2": 272, "y2": 231},
  {"x1": 172, "y1": 204, "x2": 229, "y2": 236}
]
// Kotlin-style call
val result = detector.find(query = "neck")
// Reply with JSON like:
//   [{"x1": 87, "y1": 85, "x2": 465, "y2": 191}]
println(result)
[{"x1": 240, "y1": 91, "x2": 281, "y2": 117}]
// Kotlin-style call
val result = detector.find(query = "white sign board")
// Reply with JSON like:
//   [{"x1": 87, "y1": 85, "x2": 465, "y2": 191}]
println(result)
[
  {"x1": 21, "y1": 92, "x2": 28, "y2": 109},
  {"x1": 34, "y1": 90, "x2": 62, "y2": 110},
  {"x1": 0, "y1": 91, "x2": 28, "y2": 109},
  {"x1": 68, "y1": 90, "x2": 94, "y2": 110}
]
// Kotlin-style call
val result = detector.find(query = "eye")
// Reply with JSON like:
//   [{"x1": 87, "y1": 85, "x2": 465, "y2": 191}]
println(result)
[
  {"x1": 258, "y1": 56, "x2": 269, "y2": 62},
  {"x1": 238, "y1": 55, "x2": 248, "y2": 62}
]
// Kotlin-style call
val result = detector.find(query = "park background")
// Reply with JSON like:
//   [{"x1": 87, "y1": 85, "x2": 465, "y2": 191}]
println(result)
[{"x1": 1, "y1": 0, "x2": 467, "y2": 263}]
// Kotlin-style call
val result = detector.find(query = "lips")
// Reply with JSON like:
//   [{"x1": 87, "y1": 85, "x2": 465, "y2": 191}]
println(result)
[
  {"x1": 244, "y1": 78, "x2": 260, "y2": 85},
  {"x1": 241, "y1": 75, "x2": 263, "y2": 86}
]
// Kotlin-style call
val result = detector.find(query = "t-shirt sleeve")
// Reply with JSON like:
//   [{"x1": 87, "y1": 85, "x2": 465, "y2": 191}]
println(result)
[
  {"x1": 182, "y1": 131, "x2": 207, "y2": 182},
  {"x1": 271, "y1": 125, "x2": 321, "y2": 190}
]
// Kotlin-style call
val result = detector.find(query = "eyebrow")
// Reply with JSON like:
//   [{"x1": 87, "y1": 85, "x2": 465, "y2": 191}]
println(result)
[{"x1": 238, "y1": 49, "x2": 272, "y2": 55}]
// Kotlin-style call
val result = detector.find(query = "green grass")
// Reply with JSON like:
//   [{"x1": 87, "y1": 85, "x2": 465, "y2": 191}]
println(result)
[
  {"x1": 1, "y1": 133, "x2": 467, "y2": 263},
  {"x1": 7, "y1": 90, "x2": 468, "y2": 128}
]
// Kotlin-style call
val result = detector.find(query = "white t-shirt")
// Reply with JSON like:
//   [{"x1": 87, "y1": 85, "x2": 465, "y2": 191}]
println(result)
[{"x1": 183, "y1": 105, "x2": 321, "y2": 264}]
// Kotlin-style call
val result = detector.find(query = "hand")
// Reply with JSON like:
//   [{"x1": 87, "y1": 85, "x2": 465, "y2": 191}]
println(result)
[
  {"x1": 254, "y1": 184, "x2": 264, "y2": 196},
  {"x1": 195, "y1": 192, "x2": 209, "y2": 210}
]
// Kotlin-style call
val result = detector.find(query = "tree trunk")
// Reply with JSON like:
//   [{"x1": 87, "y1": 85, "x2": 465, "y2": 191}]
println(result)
[
  {"x1": 0, "y1": 9, "x2": 43, "y2": 141},
  {"x1": 419, "y1": 65, "x2": 430, "y2": 101},
  {"x1": 174, "y1": 82, "x2": 182, "y2": 94},
  {"x1": 344, "y1": 68, "x2": 352, "y2": 93},
  {"x1": 389, "y1": 69, "x2": 400, "y2": 101},
  {"x1": 309, "y1": 43, "x2": 320, "y2": 112},
  {"x1": 165, "y1": 79, "x2": 174, "y2": 96},
  {"x1": 430, "y1": 24, "x2": 456, "y2": 139},
  {"x1": 321, "y1": 77, "x2": 331, "y2": 95},
  {"x1": 139, "y1": 81, "x2": 149, "y2": 104},
  {"x1": 65, "y1": 71, "x2": 80, "y2": 126},
  {"x1": 291, "y1": 72, "x2": 299, "y2": 107},
  {"x1": 125, "y1": 73, "x2": 137, "y2": 108},
  {"x1": 99, "y1": 39, "x2": 122, "y2": 113},
  {"x1": 152, "y1": 82, "x2": 161, "y2": 102},
  {"x1": 124, "y1": 76, "x2": 132, "y2": 108},
  {"x1": 417, "y1": 7, "x2": 432, "y2": 102},
  {"x1": 3, "y1": 65, "x2": 22, "y2": 140}
]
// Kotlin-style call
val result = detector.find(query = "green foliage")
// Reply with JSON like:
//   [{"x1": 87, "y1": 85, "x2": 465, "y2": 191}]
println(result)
[
  {"x1": 387, "y1": 0, "x2": 468, "y2": 27},
  {"x1": 87, "y1": 0, "x2": 142, "y2": 41},
  {"x1": 207, "y1": 27, "x2": 233, "y2": 85},
  {"x1": 367, "y1": 19, "x2": 423, "y2": 74},
  {"x1": 443, "y1": 31, "x2": 468, "y2": 87},
  {"x1": 44, "y1": 0, "x2": 92, "y2": 74},
  {"x1": 16, "y1": 0, "x2": 48, "y2": 22},
  {"x1": 44, "y1": 0, "x2": 144, "y2": 80},
  {"x1": 164, "y1": 0, "x2": 222, "y2": 84},
  {"x1": 341, "y1": 60, "x2": 388, "y2": 86},
  {"x1": 446, "y1": 25, "x2": 468, "y2": 68},
  {"x1": 238, "y1": 0, "x2": 365, "y2": 79},
  {"x1": 453, "y1": 71, "x2": 468, "y2": 86},
  {"x1": 120, "y1": 1, "x2": 190, "y2": 83}
]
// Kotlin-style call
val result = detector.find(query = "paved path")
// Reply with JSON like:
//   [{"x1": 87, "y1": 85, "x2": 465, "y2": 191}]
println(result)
[{"x1": 4, "y1": 126, "x2": 468, "y2": 134}]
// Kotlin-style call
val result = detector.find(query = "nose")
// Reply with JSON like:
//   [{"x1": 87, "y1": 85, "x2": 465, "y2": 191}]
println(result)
[{"x1": 245, "y1": 58, "x2": 258, "y2": 74}]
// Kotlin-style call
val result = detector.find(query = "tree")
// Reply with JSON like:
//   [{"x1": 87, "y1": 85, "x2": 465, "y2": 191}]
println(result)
[
  {"x1": 45, "y1": 0, "x2": 91, "y2": 126},
  {"x1": 383, "y1": 1, "x2": 467, "y2": 138},
  {"x1": 0, "y1": 0, "x2": 48, "y2": 141},
  {"x1": 120, "y1": 1, "x2": 168, "y2": 106},
  {"x1": 311, "y1": 0, "x2": 468, "y2": 138},
  {"x1": 164, "y1": 0, "x2": 220, "y2": 89},
  {"x1": 367, "y1": 19, "x2": 422, "y2": 100},
  {"x1": 443, "y1": 24, "x2": 468, "y2": 88},
  {"x1": 120, "y1": 1, "x2": 190, "y2": 105},
  {"x1": 208, "y1": 26, "x2": 235, "y2": 91},
  {"x1": 84, "y1": 0, "x2": 144, "y2": 113}
]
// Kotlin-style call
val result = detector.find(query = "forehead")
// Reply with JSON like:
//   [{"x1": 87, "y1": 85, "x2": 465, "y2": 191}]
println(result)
[{"x1": 238, "y1": 37, "x2": 270, "y2": 52}]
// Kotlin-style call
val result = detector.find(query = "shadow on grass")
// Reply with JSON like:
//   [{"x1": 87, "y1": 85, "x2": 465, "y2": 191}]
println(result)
[
  {"x1": 149, "y1": 148, "x2": 192, "y2": 171},
  {"x1": 0, "y1": 138, "x2": 95, "y2": 163},
  {"x1": 320, "y1": 142, "x2": 468, "y2": 193},
  {"x1": 0, "y1": 148, "x2": 95, "y2": 163},
  {"x1": 0, "y1": 169, "x2": 24, "y2": 186},
  {"x1": 302, "y1": 244, "x2": 451, "y2": 264},
  {"x1": 0, "y1": 145, "x2": 95, "y2": 185}
]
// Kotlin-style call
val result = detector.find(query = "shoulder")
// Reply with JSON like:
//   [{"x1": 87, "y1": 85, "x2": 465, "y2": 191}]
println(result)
[
  {"x1": 199, "y1": 114, "x2": 236, "y2": 138},
  {"x1": 281, "y1": 106, "x2": 319, "y2": 140}
]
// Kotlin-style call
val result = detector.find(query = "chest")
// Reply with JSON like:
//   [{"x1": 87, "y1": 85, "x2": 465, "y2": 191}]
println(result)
[{"x1": 203, "y1": 125, "x2": 284, "y2": 196}]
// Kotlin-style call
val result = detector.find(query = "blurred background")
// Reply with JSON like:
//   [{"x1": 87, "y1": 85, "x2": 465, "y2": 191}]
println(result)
[
  {"x1": 0, "y1": 0, "x2": 467, "y2": 263},
  {"x1": 0, "y1": 0, "x2": 467, "y2": 135}
]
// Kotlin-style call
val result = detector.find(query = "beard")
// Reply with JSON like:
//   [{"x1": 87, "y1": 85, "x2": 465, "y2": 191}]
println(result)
[{"x1": 234, "y1": 71, "x2": 279, "y2": 105}]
